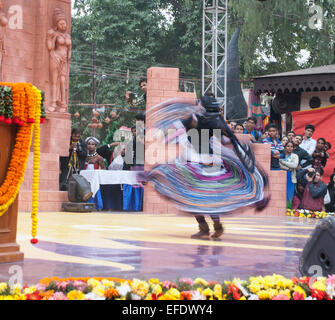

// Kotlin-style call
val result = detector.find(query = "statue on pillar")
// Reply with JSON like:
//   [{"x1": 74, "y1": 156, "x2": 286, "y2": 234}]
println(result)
[
  {"x1": 46, "y1": 7, "x2": 71, "y2": 113},
  {"x1": 0, "y1": 1, "x2": 8, "y2": 80}
]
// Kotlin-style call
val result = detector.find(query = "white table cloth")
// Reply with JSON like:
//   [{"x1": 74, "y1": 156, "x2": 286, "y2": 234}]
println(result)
[{"x1": 80, "y1": 170, "x2": 139, "y2": 196}]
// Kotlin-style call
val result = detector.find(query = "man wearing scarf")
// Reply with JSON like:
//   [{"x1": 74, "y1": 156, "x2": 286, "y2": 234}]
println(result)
[{"x1": 84, "y1": 137, "x2": 106, "y2": 170}]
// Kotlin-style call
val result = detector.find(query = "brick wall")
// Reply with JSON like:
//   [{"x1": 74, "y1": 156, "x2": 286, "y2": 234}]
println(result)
[
  {"x1": 18, "y1": 152, "x2": 68, "y2": 212},
  {"x1": 143, "y1": 67, "x2": 287, "y2": 217},
  {"x1": 1, "y1": 0, "x2": 72, "y2": 212}
]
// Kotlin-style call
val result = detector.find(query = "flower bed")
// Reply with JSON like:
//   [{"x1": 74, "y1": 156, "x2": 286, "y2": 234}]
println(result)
[
  {"x1": 286, "y1": 209, "x2": 335, "y2": 219},
  {"x1": 1, "y1": 274, "x2": 335, "y2": 300}
]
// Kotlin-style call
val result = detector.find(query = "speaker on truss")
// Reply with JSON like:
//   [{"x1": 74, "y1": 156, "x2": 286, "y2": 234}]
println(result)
[
  {"x1": 272, "y1": 92, "x2": 301, "y2": 114},
  {"x1": 299, "y1": 216, "x2": 335, "y2": 277}
]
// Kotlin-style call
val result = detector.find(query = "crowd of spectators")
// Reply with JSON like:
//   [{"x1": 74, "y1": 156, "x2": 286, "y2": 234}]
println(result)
[{"x1": 228, "y1": 118, "x2": 333, "y2": 212}]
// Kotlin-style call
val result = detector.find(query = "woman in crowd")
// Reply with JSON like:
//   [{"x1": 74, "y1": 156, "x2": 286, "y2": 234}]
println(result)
[
  {"x1": 325, "y1": 173, "x2": 335, "y2": 213},
  {"x1": 279, "y1": 141, "x2": 299, "y2": 209},
  {"x1": 281, "y1": 136, "x2": 288, "y2": 147},
  {"x1": 261, "y1": 130, "x2": 268, "y2": 141},
  {"x1": 84, "y1": 137, "x2": 106, "y2": 170},
  {"x1": 312, "y1": 137, "x2": 327, "y2": 169}
]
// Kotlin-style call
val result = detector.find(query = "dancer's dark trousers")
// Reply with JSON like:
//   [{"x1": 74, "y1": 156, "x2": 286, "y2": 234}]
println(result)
[{"x1": 195, "y1": 215, "x2": 220, "y2": 224}]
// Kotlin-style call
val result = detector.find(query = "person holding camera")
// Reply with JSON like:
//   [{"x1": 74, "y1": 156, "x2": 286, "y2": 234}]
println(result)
[
  {"x1": 59, "y1": 128, "x2": 87, "y2": 190},
  {"x1": 296, "y1": 167, "x2": 327, "y2": 212},
  {"x1": 126, "y1": 78, "x2": 147, "y2": 109}
]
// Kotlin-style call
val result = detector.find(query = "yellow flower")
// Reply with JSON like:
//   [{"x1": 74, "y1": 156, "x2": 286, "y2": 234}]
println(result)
[
  {"x1": 213, "y1": 284, "x2": 222, "y2": 300},
  {"x1": 67, "y1": 290, "x2": 85, "y2": 300},
  {"x1": 239, "y1": 296, "x2": 247, "y2": 300},
  {"x1": 312, "y1": 280, "x2": 326, "y2": 291},
  {"x1": 202, "y1": 288, "x2": 214, "y2": 298},
  {"x1": 101, "y1": 279, "x2": 114, "y2": 289},
  {"x1": 257, "y1": 289, "x2": 276, "y2": 300},
  {"x1": 144, "y1": 294, "x2": 153, "y2": 300},
  {"x1": 258, "y1": 290, "x2": 270, "y2": 300},
  {"x1": 87, "y1": 278, "x2": 100, "y2": 288},
  {"x1": 0, "y1": 283, "x2": 8, "y2": 294},
  {"x1": 293, "y1": 286, "x2": 307, "y2": 299},
  {"x1": 165, "y1": 288, "x2": 181, "y2": 300},
  {"x1": 0, "y1": 295, "x2": 14, "y2": 300},
  {"x1": 93, "y1": 285, "x2": 106, "y2": 297},
  {"x1": 151, "y1": 284, "x2": 162, "y2": 295},
  {"x1": 149, "y1": 278, "x2": 159, "y2": 285},
  {"x1": 194, "y1": 278, "x2": 208, "y2": 287},
  {"x1": 131, "y1": 279, "x2": 149, "y2": 297},
  {"x1": 248, "y1": 282, "x2": 262, "y2": 294},
  {"x1": 278, "y1": 289, "x2": 291, "y2": 299},
  {"x1": 11, "y1": 284, "x2": 22, "y2": 296},
  {"x1": 23, "y1": 286, "x2": 37, "y2": 295}
]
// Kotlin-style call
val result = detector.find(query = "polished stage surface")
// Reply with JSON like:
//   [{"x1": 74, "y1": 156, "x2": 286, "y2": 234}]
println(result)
[{"x1": 0, "y1": 211, "x2": 318, "y2": 284}]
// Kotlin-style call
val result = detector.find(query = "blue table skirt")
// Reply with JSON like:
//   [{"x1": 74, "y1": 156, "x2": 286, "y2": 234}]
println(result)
[{"x1": 89, "y1": 184, "x2": 143, "y2": 211}]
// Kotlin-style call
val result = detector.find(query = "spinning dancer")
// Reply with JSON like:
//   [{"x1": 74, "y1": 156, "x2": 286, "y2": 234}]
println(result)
[{"x1": 141, "y1": 97, "x2": 270, "y2": 239}]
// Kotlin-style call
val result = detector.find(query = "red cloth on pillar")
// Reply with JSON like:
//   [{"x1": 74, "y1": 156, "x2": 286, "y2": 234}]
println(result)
[{"x1": 292, "y1": 104, "x2": 335, "y2": 181}]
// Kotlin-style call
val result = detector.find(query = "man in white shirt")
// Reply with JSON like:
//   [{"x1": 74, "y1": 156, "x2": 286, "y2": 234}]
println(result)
[{"x1": 300, "y1": 124, "x2": 316, "y2": 168}]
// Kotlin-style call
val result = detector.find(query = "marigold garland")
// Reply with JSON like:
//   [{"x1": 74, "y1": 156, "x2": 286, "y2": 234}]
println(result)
[
  {"x1": 0, "y1": 82, "x2": 45, "y2": 242},
  {"x1": 31, "y1": 86, "x2": 42, "y2": 242}
]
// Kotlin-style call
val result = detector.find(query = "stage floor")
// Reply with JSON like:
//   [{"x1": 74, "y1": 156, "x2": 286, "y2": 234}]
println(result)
[{"x1": 0, "y1": 211, "x2": 318, "y2": 284}]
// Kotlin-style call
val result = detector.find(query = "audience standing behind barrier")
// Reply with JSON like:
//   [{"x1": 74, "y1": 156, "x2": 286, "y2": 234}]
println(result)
[
  {"x1": 263, "y1": 124, "x2": 284, "y2": 170},
  {"x1": 292, "y1": 134, "x2": 313, "y2": 170},
  {"x1": 312, "y1": 138, "x2": 328, "y2": 169},
  {"x1": 300, "y1": 125, "x2": 317, "y2": 167},
  {"x1": 243, "y1": 116, "x2": 262, "y2": 143},
  {"x1": 234, "y1": 123, "x2": 244, "y2": 134},
  {"x1": 287, "y1": 131, "x2": 295, "y2": 143},
  {"x1": 279, "y1": 141, "x2": 299, "y2": 209}
]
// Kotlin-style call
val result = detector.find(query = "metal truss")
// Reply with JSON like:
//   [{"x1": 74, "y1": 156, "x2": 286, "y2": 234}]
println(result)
[{"x1": 202, "y1": 0, "x2": 228, "y2": 110}]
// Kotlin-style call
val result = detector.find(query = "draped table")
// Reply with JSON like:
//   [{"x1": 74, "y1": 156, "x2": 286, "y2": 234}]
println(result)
[{"x1": 80, "y1": 170, "x2": 143, "y2": 211}]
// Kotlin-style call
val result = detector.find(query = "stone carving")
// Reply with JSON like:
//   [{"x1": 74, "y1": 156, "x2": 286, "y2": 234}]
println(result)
[
  {"x1": 46, "y1": 7, "x2": 71, "y2": 112},
  {"x1": 0, "y1": 1, "x2": 8, "y2": 80}
]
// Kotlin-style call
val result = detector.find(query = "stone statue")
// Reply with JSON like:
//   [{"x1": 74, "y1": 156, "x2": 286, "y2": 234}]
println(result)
[
  {"x1": 46, "y1": 7, "x2": 71, "y2": 112},
  {"x1": 0, "y1": 1, "x2": 8, "y2": 80}
]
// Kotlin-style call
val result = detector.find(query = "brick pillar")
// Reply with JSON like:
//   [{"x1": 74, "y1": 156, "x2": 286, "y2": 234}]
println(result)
[{"x1": 143, "y1": 67, "x2": 196, "y2": 214}]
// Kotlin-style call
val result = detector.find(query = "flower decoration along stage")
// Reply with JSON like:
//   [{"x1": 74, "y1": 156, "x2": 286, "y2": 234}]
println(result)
[
  {"x1": 0, "y1": 275, "x2": 335, "y2": 300},
  {"x1": 0, "y1": 83, "x2": 46, "y2": 243},
  {"x1": 286, "y1": 209, "x2": 335, "y2": 220}
]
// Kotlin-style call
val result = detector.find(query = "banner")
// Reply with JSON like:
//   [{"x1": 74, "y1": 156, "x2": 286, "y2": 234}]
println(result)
[{"x1": 292, "y1": 104, "x2": 335, "y2": 181}]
